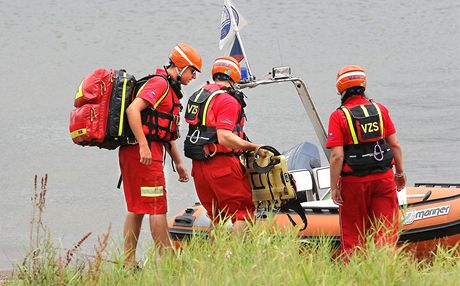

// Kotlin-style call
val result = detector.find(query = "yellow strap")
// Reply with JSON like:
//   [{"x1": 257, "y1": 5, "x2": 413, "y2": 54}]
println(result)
[
  {"x1": 135, "y1": 82, "x2": 147, "y2": 98},
  {"x1": 140, "y1": 186, "x2": 164, "y2": 197},
  {"x1": 118, "y1": 72, "x2": 128, "y2": 136},
  {"x1": 359, "y1": 105, "x2": 370, "y2": 117},
  {"x1": 70, "y1": 128, "x2": 87, "y2": 139},
  {"x1": 153, "y1": 84, "x2": 170, "y2": 109},
  {"x1": 201, "y1": 90, "x2": 226, "y2": 125},
  {"x1": 194, "y1": 88, "x2": 205, "y2": 101},
  {"x1": 135, "y1": 77, "x2": 170, "y2": 110},
  {"x1": 75, "y1": 80, "x2": 84, "y2": 100},
  {"x1": 341, "y1": 107, "x2": 359, "y2": 144},
  {"x1": 371, "y1": 101, "x2": 385, "y2": 137}
]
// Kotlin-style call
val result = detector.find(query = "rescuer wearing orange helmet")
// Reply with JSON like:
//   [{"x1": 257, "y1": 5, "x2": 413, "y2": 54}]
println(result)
[
  {"x1": 120, "y1": 43, "x2": 201, "y2": 266},
  {"x1": 326, "y1": 65, "x2": 406, "y2": 257},
  {"x1": 184, "y1": 56, "x2": 264, "y2": 232}
]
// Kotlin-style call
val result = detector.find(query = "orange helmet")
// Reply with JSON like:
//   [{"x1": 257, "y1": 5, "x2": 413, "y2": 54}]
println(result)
[
  {"x1": 336, "y1": 65, "x2": 367, "y2": 94},
  {"x1": 212, "y1": 56, "x2": 241, "y2": 83},
  {"x1": 169, "y1": 43, "x2": 202, "y2": 72}
]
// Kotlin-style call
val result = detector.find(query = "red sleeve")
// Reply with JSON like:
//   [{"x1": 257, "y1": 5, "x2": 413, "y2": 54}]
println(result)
[
  {"x1": 378, "y1": 103, "x2": 396, "y2": 137},
  {"x1": 326, "y1": 110, "x2": 345, "y2": 148},
  {"x1": 214, "y1": 95, "x2": 240, "y2": 130},
  {"x1": 137, "y1": 77, "x2": 168, "y2": 107}
]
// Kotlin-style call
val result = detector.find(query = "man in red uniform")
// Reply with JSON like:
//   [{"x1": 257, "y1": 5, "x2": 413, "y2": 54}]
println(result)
[
  {"x1": 184, "y1": 56, "x2": 264, "y2": 232},
  {"x1": 326, "y1": 65, "x2": 407, "y2": 256},
  {"x1": 120, "y1": 43, "x2": 201, "y2": 266}
]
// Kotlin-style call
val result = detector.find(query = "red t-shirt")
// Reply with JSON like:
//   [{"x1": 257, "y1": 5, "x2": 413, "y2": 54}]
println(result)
[
  {"x1": 137, "y1": 68, "x2": 179, "y2": 162},
  {"x1": 326, "y1": 96, "x2": 396, "y2": 182},
  {"x1": 212, "y1": 94, "x2": 242, "y2": 131},
  {"x1": 197, "y1": 83, "x2": 243, "y2": 131},
  {"x1": 138, "y1": 69, "x2": 170, "y2": 107},
  {"x1": 204, "y1": 84, "x2": 244, "y2": 154}
]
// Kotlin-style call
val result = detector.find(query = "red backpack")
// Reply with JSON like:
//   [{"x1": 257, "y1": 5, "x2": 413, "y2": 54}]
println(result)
[{"x1": 69, "y1": 69, "x2": 137, "y2": 150}]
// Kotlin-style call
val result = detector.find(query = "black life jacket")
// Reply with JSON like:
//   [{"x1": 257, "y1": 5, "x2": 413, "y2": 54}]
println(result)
[
  {"x1": 184, "y1": 84, "x2": 246, "y2": 160},
  {"x1": 340, "y1": 99, "x2": 394, "y2": 176},
  {"x1": 134, "y1": 74, "x2": 183, "y2": 143}
]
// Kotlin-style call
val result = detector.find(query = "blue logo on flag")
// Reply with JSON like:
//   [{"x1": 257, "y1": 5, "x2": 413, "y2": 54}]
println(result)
[
  {"x1": 220, "y1": 6, "x2": 231, "y2": 40},
  {"x1": 220, "y1": 6, "x2": 240, "y2": 40}
]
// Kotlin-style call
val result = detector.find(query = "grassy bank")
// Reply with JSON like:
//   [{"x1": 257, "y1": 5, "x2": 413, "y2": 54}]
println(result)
[
  {"x1": 7, "y1": 223, "x2": 460, "y2": 285},
  {"x1": 6, "y1": 175, "x2": 459, "y2": 285}
]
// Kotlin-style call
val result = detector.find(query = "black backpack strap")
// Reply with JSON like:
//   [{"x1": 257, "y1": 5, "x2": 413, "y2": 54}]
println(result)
[
  {"x1": 227, "y1": 88, "x2": 247, "y2": 123},
  {"x1": 251, "y1": 145, "x2": 281, "y2": 173},
  {"x1": 162, "y1": 142, "x2": 176, "y2": 173},
  {"x1": 117, "y1": 173, "x2": 122, "y2": 189},
  {"x1": 280, "y1": 199, "x2": 308, "y2": 231}
]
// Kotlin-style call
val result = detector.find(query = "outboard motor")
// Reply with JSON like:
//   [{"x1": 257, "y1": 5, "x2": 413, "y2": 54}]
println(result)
[
  {"x1": 284, "y1": 141, "x2": 321, "y2": 171},
  {"x1": 283, "y1": 141, "x2": 322, "y2": 202}
]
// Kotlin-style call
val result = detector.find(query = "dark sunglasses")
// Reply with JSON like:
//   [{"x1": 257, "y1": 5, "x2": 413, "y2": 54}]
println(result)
[{"x1": 188, "y1": 67, "x2": 197, "y2": 75}]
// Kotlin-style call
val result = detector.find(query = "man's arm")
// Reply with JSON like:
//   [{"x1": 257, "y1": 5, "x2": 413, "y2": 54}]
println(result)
[
  {"x1": 165, "y1": 140, "x2": 189, "y2": 182},
  {"x1": 217, "y1": 129, "x2": 263, "y2": 155},
  {"x1": 126, "y1": 97, "x2": 151, "y2": 165},
  {"x1": 386, "y1": 133, "x2": 406, "y2": 191},
  {"x1": 330, "y1": 146, "x2": 344, "y2": 205}
]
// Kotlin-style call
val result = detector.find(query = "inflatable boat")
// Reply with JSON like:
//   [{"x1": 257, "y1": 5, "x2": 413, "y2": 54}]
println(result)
[
  {"x1": 169, "y1": 68, "x2": 460, "y2": 257},
  {"x1": 169, "y1": 165, "x2": 460, "y2": 257}
]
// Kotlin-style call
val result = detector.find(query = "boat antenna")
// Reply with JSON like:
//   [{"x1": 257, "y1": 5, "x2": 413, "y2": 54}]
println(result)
[{"x1": 277, "y1": 39, "x2": 284, "y2": 66}]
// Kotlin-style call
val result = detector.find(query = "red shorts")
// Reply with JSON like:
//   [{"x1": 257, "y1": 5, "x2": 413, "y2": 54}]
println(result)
[
  {"x1": 119, "y1": 144, "x2": 167, "y2": 214},
  {"x1": 192, "y1": 155, "x2": 255, "y2": 223}
]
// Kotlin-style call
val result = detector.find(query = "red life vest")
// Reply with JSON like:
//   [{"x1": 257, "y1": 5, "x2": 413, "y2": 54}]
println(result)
[
  {"x1": 184, "y1": 84, "x2": 246, "y2": 160},
  {"x1": 340, "y1": 99, "x2": 394, "y2": 176},
  {"x1": 135, "y1": 75, "x2": 182, "y2": 143}
]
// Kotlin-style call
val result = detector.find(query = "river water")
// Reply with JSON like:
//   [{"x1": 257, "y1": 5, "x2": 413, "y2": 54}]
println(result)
[{"x1": 1, "y1": 0, "x2": 459, "y2": 268}]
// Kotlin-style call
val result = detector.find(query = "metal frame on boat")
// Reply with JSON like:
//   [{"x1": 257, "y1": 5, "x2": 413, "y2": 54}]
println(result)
[{"x1": 238, "y1": 67, "x2": 330, "y2": 161}]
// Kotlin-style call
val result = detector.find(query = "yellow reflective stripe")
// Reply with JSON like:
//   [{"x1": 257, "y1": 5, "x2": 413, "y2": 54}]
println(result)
[
  {"x1": 118, "y1": 72, "x2": 128, "y2": 136},
  {"x1": 202, "y1": 90, "x2": 226, "y2": 125},
  {"x1": 371, "y1": 101, "x2": 385, "y2": 137},
  {"x1": 135, "y1": 82, "x2": 147, "y2": 98},
  {"x1": 341, "y1": 107, "x2": 359, "y2": 144},
  {"x1": 70, "y1": 128, "x2": 87, "y2": 139},
  {"x1": 194, "y1": 88, "x2": 204, "y2": 101},
  {"x1": 75, "y1": 80, "x2": 84, "y2": 100},
  {"x1": 359, "y1": 105, "x2": 369, "y2": 117},
  {"x1": 140, "y1": 186, "x2": 164, "y2": 197},
  {"x1": 153, "y1": 84, "x2": 170, "y2": 109}
]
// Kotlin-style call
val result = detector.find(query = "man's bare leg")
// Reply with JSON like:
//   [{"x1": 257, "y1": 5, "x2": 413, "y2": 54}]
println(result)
[
  {"x1": 123, "y1": 212, "x2": 144, "y2": 266},
  {"x1": 232, "y1": 220, "x2": 247, "y2": 234},
  {"x1": 149, "y1": 214, "x2": 172, "y2": 254}
]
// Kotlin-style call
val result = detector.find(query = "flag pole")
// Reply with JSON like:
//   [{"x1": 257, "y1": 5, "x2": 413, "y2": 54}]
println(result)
[
  {"x1": 234, "y1": 31, "x2": 254, "y2": 80},
  {"x1": 227, "y1": 0, "x2": 255, "y2": 80}
]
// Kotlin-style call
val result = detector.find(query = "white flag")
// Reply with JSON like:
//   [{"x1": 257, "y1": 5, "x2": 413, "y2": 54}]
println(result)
[{"x1": 219, "y1": 0, "x2": 247, "y2": 51}]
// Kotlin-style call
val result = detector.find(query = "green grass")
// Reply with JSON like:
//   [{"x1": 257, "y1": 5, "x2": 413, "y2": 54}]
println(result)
[
  {"x1": 7, "y1": 175, "x2": 460, "y2": 285},
  {"x1": 7, "y1": 222, "x2": 460, "y2": 286}
]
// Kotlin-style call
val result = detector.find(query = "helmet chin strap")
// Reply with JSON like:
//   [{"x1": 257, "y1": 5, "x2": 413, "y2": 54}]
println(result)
[
  {"x1": 174, "y1": 66, "x2": 183, "y2": 83},
  {"x1": 176, "y1": 65, "x2": 191, "y2": 84},
  {"x1": 164, "y1": 66, "x2": 185, "y2": 99},
  {"x1": 341, "y1": 92, "x2": 352, "y2": 105},
  {"x1": 228, "y1": 80, "x2": 236, "y2": 90}
]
